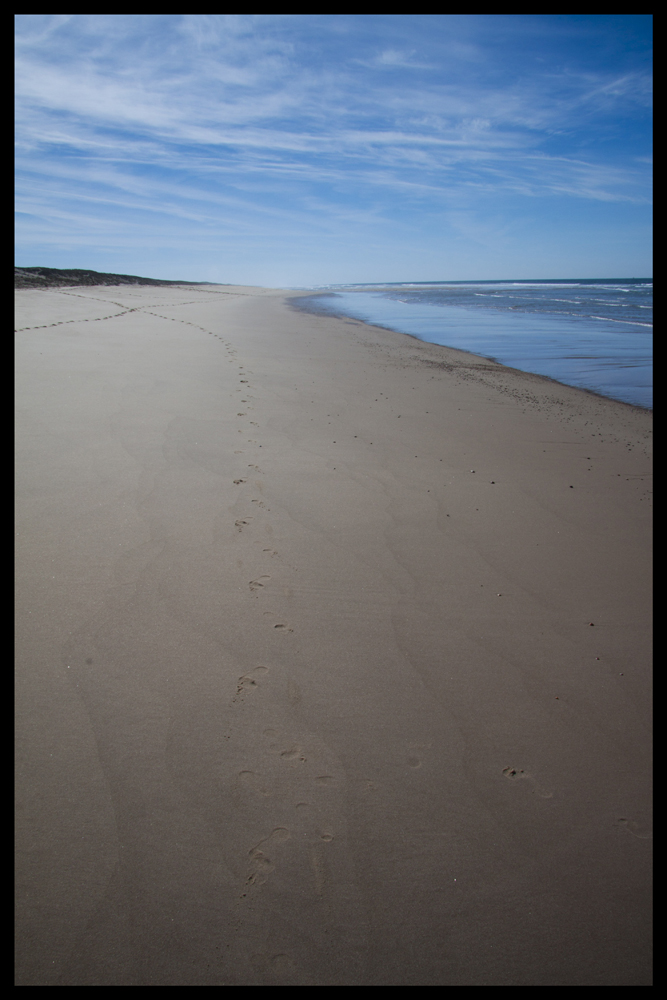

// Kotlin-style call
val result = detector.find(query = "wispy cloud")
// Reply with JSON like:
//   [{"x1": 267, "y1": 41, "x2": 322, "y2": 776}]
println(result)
[{"x1": 15, "y1": 15, "x2": 652, "y2": 281}]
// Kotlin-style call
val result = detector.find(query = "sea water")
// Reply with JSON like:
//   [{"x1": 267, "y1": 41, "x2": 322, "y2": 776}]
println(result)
[{"x1": 293, "y1": 280, "x2": 652, "y2": 409}]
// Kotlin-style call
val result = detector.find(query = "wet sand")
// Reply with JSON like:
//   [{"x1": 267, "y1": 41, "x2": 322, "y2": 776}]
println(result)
[{"x1": 15, "y1": 284, "x2": 652, "y2": 985}]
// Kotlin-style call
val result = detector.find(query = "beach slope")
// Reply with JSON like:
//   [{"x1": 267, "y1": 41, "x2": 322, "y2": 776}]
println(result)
[{"x1": 15, "y1": 284, "x2": 652, "y2": 985}]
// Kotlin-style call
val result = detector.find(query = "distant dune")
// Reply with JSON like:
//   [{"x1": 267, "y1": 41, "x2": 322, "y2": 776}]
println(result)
[{"x1": 14, "y1": 266, "x2": 214, "y2": 289}]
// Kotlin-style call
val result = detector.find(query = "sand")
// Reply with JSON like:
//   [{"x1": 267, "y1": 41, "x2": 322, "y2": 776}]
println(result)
[{"x1": 15, "y1": 284, "x2": 652, "y2": 985}]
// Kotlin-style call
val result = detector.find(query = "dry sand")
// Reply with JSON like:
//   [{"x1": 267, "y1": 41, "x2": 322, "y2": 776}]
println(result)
[{"x1": 15, "y1": 284, "x2": 652, "y2": 985}]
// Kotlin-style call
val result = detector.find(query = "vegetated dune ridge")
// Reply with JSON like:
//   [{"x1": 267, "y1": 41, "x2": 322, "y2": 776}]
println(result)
[{"x1": 14, "y1": 265, "x2": 215, "y2": 289}]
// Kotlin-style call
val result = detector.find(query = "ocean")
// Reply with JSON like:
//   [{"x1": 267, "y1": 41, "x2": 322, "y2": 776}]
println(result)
[{"x1": 293, "y1": 280, "x2": 652, "y2": 409}]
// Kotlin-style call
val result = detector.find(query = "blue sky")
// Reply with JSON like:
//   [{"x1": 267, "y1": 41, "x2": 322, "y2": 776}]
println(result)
[{"x1": 15, "y1": 15, "x2": 652, "y2": 285}]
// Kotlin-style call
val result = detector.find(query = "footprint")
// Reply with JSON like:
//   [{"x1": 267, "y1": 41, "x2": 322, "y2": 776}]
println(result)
[
  {"x1": 233, "y1": 479, "x2": 246, "y2": 485},
  {"x1": 502, "y1": 767, "x2": 552, "y2": 799},
  {"x1": 406, "y1": 743, "x2": 429, "y2": 769},
  {"x1": 249, "y1": 575, "x2": 271, "y2": 592},
  {"x1": 279, "y1": 746, "x2": 306, "y2": 761},
  {"x1": 235, "y1": 518, "x2": 252, "y2": 531},
  {"x1": 247, "y1": 827, "x2": 291, "y2": 886},
  {"x1": 235, "y1": 665, "x2": 268, "y2": 697},
  {"x1": 273, "y1": 623, "x2": 293, "y2": 632},
  {"x1": 271, "y1": 954, "x2": 294, "y2": 974},
  {"x1": 616, "y1": 818, "x2": 652, "y2": 840},
  {"x1": 246, "y1": 853, "x2": 272, "y2": 886},
  {"x1": 315, "y1": 775, "x2": 334, "y2": 785},
  {"x1": 354, "y1": 779, "x2": 376, "y2": 794},
  {"x1": 250, "y1": 953, "x2": 295, "y2": 976}
]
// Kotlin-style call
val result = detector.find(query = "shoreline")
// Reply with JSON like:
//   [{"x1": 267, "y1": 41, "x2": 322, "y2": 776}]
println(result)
[
  {"x1": 16, "y1": 284, "x2": 652, "y2": 985},
  {"x1": 289, "y1": 289, "x2": 653, "y2": 412}
]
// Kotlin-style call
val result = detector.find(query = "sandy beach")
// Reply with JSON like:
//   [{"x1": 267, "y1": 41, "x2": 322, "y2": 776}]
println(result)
[{"x1": 15, "y1": 284, "x2": 652, "y2": 985}]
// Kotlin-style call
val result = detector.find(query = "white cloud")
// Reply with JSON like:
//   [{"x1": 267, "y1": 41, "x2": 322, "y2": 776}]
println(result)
[{"x1": 14, "y1": 15, "x2": 652, "y2": 279}]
